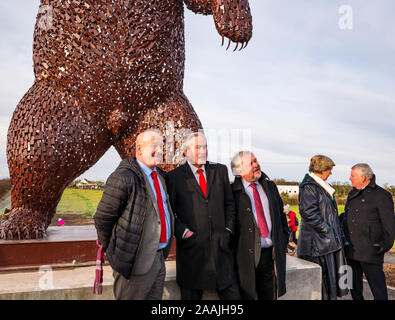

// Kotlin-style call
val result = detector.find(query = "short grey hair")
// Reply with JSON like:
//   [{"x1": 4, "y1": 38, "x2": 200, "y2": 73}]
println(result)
[
  {"x1": 352, "y1": 163, "x2": 374, "y2": 180},
  {"x1": 230, "y1": 151, "x2": 253, "y2": 176},
  {"x1": 183, "y1": 131, "x2": 206, "y2": 151}
]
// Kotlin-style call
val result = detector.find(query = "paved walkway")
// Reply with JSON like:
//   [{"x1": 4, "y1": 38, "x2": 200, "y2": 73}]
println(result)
[
  {"x1": 340, "y1": 281, "x2": 395, "y2": 300},
  {"x1": 339, "y1": 254, "x2": 394, "y2": 300},
  {"x1": 384, "y1": 254, "x2": 395, "y2": 264}
]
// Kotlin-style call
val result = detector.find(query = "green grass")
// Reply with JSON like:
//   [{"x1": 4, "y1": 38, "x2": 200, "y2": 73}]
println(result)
[
  {"x1": 56, "y1": 189, "x2": 103, "y2": 216},
  {"x1": 56, "y1": 190, "x2": 394, "y2": 249}
]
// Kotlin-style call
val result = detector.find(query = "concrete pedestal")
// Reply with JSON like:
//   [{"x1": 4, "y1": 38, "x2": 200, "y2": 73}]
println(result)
[
  {"x1": 0, "y1": 226, "x2": 98, "y2": 271},
  {"x1": 0, "y1": 225, "x2": 175, "y2": 271},
  {"x1": 0, "y1": 256, "x2": 323, "y2": 300}
]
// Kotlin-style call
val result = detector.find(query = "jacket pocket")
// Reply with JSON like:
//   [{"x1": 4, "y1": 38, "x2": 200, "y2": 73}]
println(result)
[
  {"x1": 180, "y1": 231, "x2": 198, "y2": 249},
  {"x1": 368, "y1": 223, "x2": 383, "y2": 244},
  {"x1": 311, "y1": 229, "x2": 337, "y2": 256},
  {"x1": 219, "y1": 231, "x2": 232, "y2": 252}
]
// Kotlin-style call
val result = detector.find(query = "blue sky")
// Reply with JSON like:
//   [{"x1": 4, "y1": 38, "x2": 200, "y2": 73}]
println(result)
[{"x1": 0, "y1": 1, "x2": 394, "y2": 186}]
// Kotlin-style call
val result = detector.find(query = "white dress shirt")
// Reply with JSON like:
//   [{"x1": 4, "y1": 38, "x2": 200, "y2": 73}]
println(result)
[
  {"x1": 183, "y1": 161, "x2": 232, "y2": 237},
  {"x1": 182, "y1": 161, "x2": 207, "y2": 239},
  {"x1": 187, "y1": 161, "x2": 207, "y2": 183}
]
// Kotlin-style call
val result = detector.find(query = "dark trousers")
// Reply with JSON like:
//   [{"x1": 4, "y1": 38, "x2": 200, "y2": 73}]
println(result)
[
  {"x1": 347, "y1": 258, "x2": 388, "y2": 300},
  {"x1": 289, "y1": 231, "x2": 297, "y2": 244},
  {"x1": 180, "y1": 283, "x2": 241, "y2": 300},
  {"x1": 255, "y1": 247, "x2": 276, "y2": 300}
]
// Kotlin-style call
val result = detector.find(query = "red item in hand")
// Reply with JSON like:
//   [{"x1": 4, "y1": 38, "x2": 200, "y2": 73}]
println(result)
[{"x1": 93, "y1": 239, "x2": 105, "y2": 295}]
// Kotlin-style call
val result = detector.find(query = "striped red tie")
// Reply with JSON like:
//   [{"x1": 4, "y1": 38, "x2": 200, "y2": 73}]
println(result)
[{"x1": 151, "y1": 171, "x2": 167, "y2": 243}]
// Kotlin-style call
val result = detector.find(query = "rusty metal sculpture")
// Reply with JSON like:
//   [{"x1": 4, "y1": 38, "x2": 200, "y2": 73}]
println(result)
[{"x1": 1, "y1": 0, "x2": 252, "y2": 240}]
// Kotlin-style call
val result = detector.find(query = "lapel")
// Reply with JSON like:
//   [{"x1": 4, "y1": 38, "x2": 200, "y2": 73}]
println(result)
[
  {"x1": 143, "y1": 171, "x2": 174, "y2": 234},
  {"x1": 158, "y1": 173, "x2": 175, "y2": 231},
  {"x1": 257, "y1": 174, "x2": 274, "y2": 226},
  {"x1": 349, "y1": 187, "x2": 363, "y2": 200},
  {"x1": 183, "y1": 162, "x2": 206, "y2": 199},
  {"x1": 142, "y1": 173, "x2": 160, "y2": 218},
  {"x1": 205, "y1": 162, "x2": 215, "y2": 198}
]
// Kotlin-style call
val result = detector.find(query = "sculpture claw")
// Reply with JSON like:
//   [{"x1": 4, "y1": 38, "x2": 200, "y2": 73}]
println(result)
[
  {"x1": 0, "y1": 208, "x2": 46, "y2": 240},
  {"x1": 226, "y1": 37, "x2": 231, "y2": 50},
  {"x1": 233, "y1": 42, "x2": 239, "y2": 52},
  {"x1": 244, "y1": 39, "x2": 250, "y2": 49},
  {"x1": 221, "y1": 35, "x2": 225, "y2": 46}
]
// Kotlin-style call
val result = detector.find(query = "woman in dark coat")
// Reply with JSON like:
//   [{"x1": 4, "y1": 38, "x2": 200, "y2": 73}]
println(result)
[{"x1": 297, "y1": 155, "x2": 348, "y2": 300}]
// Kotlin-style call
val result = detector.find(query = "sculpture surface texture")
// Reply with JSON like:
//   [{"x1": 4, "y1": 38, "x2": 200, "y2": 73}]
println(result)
[{"x1": 1, "y1": 0, "x2": 252, "y2": 239}]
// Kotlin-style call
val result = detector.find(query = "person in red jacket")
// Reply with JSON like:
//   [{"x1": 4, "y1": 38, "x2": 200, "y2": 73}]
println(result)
[{"x1": 284, "y1": 204, "x2": 298, "y2": 245}]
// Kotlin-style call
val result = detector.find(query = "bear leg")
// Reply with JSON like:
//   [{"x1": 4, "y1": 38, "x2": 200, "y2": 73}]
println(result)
[{"x1": 1, "y1": 81, "x2": 112, "y2": 239}]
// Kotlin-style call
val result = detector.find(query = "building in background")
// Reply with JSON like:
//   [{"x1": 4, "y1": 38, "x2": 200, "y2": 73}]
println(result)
[{"x1": 276, "y1": 185, "x2": 299, "y2": 198}]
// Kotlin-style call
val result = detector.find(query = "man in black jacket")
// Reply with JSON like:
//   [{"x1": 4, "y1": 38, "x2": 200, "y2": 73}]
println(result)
[
  {"x1": 94, "y1": 129, "x2": 174, "y2": 300},
  {"x1": 231, "y1": 151, "x2": 289, "y2": 299},
  {"x1": 166, "y1": 132, "x2": 241, "y2": 300},
  {"x1": 341, "y1": 163, "x2": 395, "y2": 300}
]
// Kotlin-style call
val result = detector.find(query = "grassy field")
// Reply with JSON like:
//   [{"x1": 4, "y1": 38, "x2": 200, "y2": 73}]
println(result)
[
  {"x1": 56, "y1": 189, "x2": 103, "y2": 216},
  {"x1": 290, "y1": 205, "x2": 346, "y2": 220}
]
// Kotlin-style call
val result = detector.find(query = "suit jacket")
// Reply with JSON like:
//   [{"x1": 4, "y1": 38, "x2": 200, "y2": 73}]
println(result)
[
  {"x1": 166, "y1": 161, "x2": 237, "y2": 290},
  {"x1": 232, "y1": 173, "x2": 289, "y2": 299},
  {"x1": 132, "y1": 172, "x2": 175, "y2": 275}
]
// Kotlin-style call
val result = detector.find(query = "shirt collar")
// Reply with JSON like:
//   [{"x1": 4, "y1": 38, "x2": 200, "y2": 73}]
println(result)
[
  {"x1": 187, "y1": 160, "x2": 205, "y2": 175},
  {"x1": 308, "y1": 172, "x2": 335, "y2": 198},
  {"x1": 242, "y1": 178, "x2": 257, "y2": 190},
  {"x1": 136, "y1": 158, "x2": 157, "y2": 177}
]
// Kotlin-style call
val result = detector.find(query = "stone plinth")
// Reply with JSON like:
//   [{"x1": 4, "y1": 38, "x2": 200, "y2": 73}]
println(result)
[
  {"x1": 0, "y1": 226, "x2": 98, "y2": 271},
  {"x1": 0, "y1": 256, "x2": 323, "y2": 300}
]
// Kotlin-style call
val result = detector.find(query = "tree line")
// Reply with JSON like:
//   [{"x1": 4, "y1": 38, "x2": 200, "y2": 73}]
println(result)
[
  {"x1": 1, "y1": 177, "x2": 394, "y2": 204},
  {"x1": 277, "y1": 179, "x2": 395, "y2": 206},
  {"x1": 0, "y1": 179, "x2": 11, "y2": 199}
]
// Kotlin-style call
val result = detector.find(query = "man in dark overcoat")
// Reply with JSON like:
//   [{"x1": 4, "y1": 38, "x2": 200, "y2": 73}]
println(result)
[
  {"x1": 166, "y1": 132, "x2": 241, "y2": 300},
  {"x1": 341, "y1": 163, "x2": 395, "y2": 300},
  {"x1": 231, "y1": 151, "x2": 289, "y2": 299}
]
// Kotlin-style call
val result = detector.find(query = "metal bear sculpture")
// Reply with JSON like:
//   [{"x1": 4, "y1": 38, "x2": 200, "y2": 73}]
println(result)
[{"x1": 1, "y1": 0, "x2": 252, "y2": 239}]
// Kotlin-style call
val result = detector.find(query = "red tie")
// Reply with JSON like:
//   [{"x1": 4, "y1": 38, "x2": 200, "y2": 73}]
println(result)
[
  {"x1": 151, "y1": 171, "x2": 167, "y2": 243},
  {"x1": 197, "y1": 169, "x2": 207, "y2": 197},
  {"x1": 250, "y1": 183, "x2": 269, "y2": 238}
]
